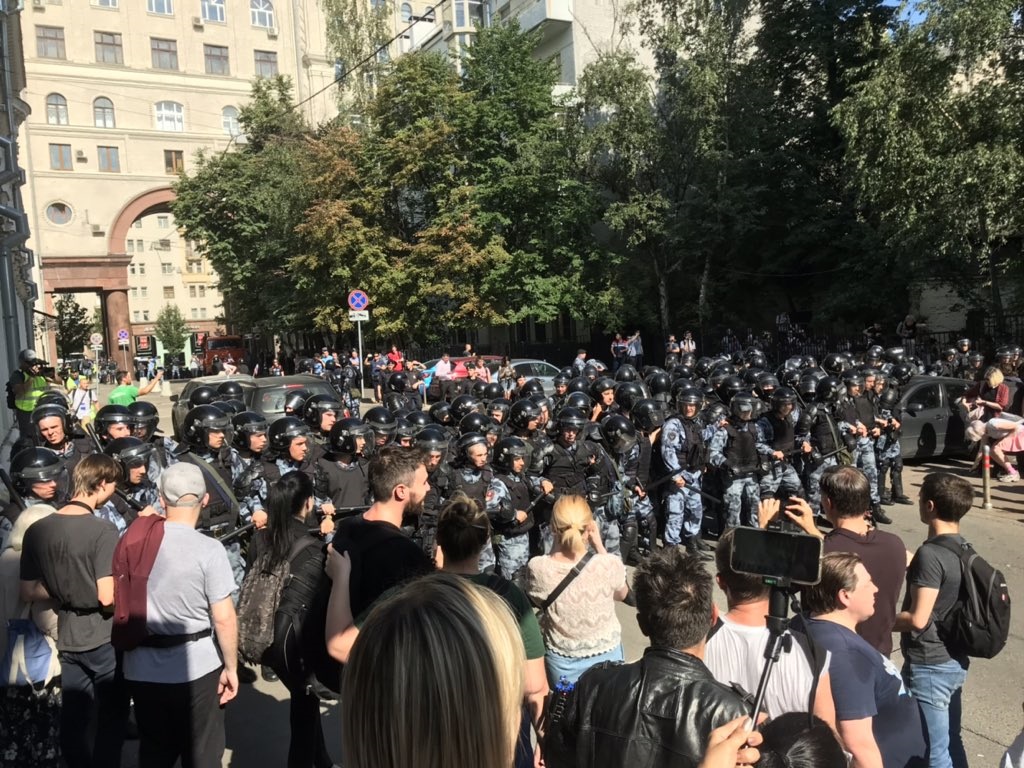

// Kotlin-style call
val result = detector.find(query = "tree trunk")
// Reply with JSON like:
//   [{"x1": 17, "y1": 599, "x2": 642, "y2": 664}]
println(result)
[{"x1": 655, "y1": 254, "x2": 671, "y2": 338}]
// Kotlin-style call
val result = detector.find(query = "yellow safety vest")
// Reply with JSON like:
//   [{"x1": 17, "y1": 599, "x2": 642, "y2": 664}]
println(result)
[{"x1": 14, "y1": 372, "x2": 47, "y2": 412}]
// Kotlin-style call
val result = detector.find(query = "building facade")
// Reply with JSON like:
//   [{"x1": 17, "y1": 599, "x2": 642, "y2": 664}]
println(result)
[{"x1": 20, "y1": 0, "x2": 336, "y2": 363}]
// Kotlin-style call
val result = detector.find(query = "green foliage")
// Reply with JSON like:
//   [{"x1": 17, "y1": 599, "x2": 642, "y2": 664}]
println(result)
[
  {"x1": 153, "y1": 304, "x2": 192, "y2": 357},
  {"x1": 54, "y1": 294, "x2": 91, "y2": 360}
]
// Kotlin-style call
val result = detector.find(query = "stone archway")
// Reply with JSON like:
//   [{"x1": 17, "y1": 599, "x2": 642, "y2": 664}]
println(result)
[{"x1": 42, "y1": 186, "x2": 176, "y2": 360}]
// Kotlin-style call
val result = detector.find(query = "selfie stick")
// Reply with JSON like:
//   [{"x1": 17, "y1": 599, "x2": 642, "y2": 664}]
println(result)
[{"x1": 748, "y1": 580, "x2": 794, "y2": 723}]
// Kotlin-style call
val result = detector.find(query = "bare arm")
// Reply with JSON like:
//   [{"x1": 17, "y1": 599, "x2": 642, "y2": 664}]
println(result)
[
  {"x1": 812, "y1": 671, "x2": 838, "y2": 735},
  {"x1": 20, "y1": 579, "x2": 51, "y2": 602},
  {"x1": 324, "y1": 545, "x2": 358, "y2": 663},
  {"x1": 96, "y1": 575, "x2": 114, "y2": 607},
  {"x1": 893, "y1": 585, "x2": 939, "y2": 632},
  {"x1": 838, "y1": 717, "x2": 883, "y2": 768},
  {"x1": 525, "y1": 657, "x2": 548, "y2": 732},
  {"x1": 137, "y1": 371, "x2": 163, "y2": 396},
  {"x1": 210, "y1": 596, "x2": 238, "y2": 674}
]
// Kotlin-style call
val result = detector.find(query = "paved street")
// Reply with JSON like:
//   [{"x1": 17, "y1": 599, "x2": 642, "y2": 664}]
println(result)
[{"x1": 111, "y1": 382, "x2": 1024, "y2": 765}]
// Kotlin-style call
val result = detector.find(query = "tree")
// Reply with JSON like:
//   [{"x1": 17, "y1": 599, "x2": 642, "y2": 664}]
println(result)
[
  {"x1": 153, "y1": 304, "x2": 191, "y2": 358},
  {"x1": 54, "y1": 293, "x2": 91, "y2": 360}
]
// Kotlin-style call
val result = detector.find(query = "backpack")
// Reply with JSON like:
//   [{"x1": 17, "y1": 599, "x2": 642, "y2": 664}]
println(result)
[
  {"x1": 111, "y1": 515, "x2": 166, "y2": 652},
  {"x1": 5, "y1": 371, "x2": 20, "y2": 409},
  {"x1": 1, "y1": 607, "x2": 58, "y2": 689},
  {"x1": 928, "y1": 537, "x2": 1011, "y2": 659},
  {"x1": 237, "y1": 536, "x2": 318, "y2": 664}
]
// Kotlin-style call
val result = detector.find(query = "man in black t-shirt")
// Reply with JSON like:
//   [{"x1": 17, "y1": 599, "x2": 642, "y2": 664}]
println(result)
[
  {"x1": 20, "y1": 454, "x2": 130, "y2": 768},
  {"x1": 324, "y1": 445, "x2": 434, "y2": 663},
  {"x1": 895, "y1": 472, "x2": 974, "y2": 768}
]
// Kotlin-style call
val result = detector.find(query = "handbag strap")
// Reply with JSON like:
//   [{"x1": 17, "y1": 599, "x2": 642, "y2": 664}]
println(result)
[{"x1": 536, "y1": 551, "x2": 596, "y2": 613}]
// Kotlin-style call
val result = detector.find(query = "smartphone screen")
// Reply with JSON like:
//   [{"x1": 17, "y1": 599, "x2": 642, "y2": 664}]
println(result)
[{"x1": 730, "y1": 527, "x2": 823, "y2": 585}]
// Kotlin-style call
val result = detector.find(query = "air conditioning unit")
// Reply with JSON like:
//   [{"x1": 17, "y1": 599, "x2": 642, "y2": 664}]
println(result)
[
  {"x1": 31, "y1": 0, "x2": 44, "y2": 9},
  {"x1": 266, "y1": 26, "x2": 279, "y2": 38},
  {"x1": 192, "y1": 15, "x2": 203, "y2": 27},
  {"x1": 75, "y1": 149, "x2": 86, "y2": 160}
]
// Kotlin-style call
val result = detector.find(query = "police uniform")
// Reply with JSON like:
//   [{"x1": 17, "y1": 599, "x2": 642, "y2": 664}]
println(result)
[
  {"x1": 611, "y1": 438, "x2": 654, "y2": 564},
  {"x1": 838, "y1": 395, "x2": 881, "y2": 505},
  {"x1": 420, "y1": 461, "x2": 454, "y2": 560},
  {"x1": 179, "y1": 449, "x2": 244, "y2": 596},
  {"x1": 657, "y1": 414, "x2": 706, "y2": 546},
  {"x1": 485, "y1": 469, "x2": 535, "y2": 580},
  {"x1": 708, "y1": 420, "x2": 760, "y2": 528},
  {"x1": 542, "y1": 439, "x2": 617, "y2": 553},
  {"x1": 875, "y1": 406, "x2": 906, "y2": 503},
  {"x1": 94, "y1": 478, "x2": 163, "y2": 536},
  {"x1": 315, "y1": 454, "x2": 370, "y2": 511},
  {"x1": 453, "y1": 464, "x2": 496, "y2": 571},
  {"x1": 755, "y1": 410, "x2": 805, "y2": 501},
  {"x1": 229, "y1": 447, "x2": 266, "y2": 525},
  {"x1": 145, "y1": 435, "x2": 181, "y2": 485},
  {"x1": 802, "y1": 404, "x2": 843, "y2": 515}
]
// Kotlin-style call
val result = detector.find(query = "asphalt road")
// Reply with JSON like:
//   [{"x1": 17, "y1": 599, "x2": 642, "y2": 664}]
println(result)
[{"x1": 114, "y1": 383, "x2": 1024, "y2": 766}]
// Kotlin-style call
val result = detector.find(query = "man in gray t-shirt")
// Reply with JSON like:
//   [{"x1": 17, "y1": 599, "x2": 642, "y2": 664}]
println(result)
[{"x1": 124, "y1": 463, "x2": 239, "y2": 768}]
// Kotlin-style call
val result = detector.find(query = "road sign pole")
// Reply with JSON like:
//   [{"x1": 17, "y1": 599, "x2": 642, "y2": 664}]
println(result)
[
  {"x1": 120, "y1": 343, "x2": 128, "y2": 371},
  {"x1": 357, "y1": 320, "x2": 365, "y2": 401}
]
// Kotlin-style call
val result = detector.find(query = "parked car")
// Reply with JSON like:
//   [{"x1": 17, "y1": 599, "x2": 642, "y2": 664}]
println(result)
[
  {"x1": 509, "y1": 359, "x2": 563, "y2": 395},
  {"x1": 421, "y1": 355, "x2": 504, "y2": 402},
  {"x1": 170, "y1": 374, "x2": 337, "y2": 439},
  {"x1": 897, "y1": 375, "x2": 973, "y2": 460}
]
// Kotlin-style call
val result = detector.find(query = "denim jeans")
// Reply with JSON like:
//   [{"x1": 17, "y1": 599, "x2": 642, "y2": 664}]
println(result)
[
  {"x1": 903, "y1": 659, "x2": 969, "y2": 768},
  {"x1": 545, "y1": 644, "x2": 624, "y2": 689}
]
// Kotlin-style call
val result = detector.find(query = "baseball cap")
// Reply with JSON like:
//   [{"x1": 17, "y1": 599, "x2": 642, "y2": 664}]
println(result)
[
  {"x1": 18, "y1": 349, "x2": 47, "y2": 366},
  {"x1": 158, "y1": 463, "x2": 206, "y2": 507}
]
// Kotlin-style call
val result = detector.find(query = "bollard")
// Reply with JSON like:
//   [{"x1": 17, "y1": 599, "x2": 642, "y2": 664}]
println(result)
[
  {"x1": 161, "y1": 379, "x2": 171, "y2": 397},
  {"x1": 982, "y1": 444, "x2": 993, "y2": 509}
]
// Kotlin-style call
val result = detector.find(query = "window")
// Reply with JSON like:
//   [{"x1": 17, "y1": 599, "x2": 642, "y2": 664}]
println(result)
[
  {"x1": 155, "y1": 102, "x2": 184, "y2": 132},
  {"x1": 140, "y1": 286, "x2": 148, "y2": 297},
  {"x1": 48, "y1": 144, "x2": 72, "y2": 170},
  {"x1": 93, "y1": 97, "x2": 116, "y2": 127},
  {"x1": 250, "y1": 0, "x2": 274, "y2": 27},
  {"x1": 164, "y1": 149, "x2": 184, "y2": 173},
  {"x1": 36, "y1": 27, "x2": 66, "y2": 59},
  {"x1": 189, "y1": 285, "x2": 196, "y2": 298},
  {"x1": 94, "y1": 31, "x2": 123, "y2": 64},
  {"x1": 400, "y1": 2, "x2": 412, "y2": 21},
  {"x1": 93, "y1": 0, "x2": 118, "y2": 7},
  {"x1": 151, "y1": 38, "x2": 178, "y2": 70},
  {"x1": 126, "y1": 240, "x2": 135, "y2": 253},
  {"x1": 254, "y1": 50, "x2": 278, "y2": 77},
  {"x1": 157, "y1": 215, "x2": 169, "y2": 228},
  {"x1": 138, "y1": 262, "x2": 146, "y2": 276},
  {"x1": 221, "y1": 106, "x2": 240, "y2": 137},
  {"x1": 454, "y1": 0, "x2": 482, "y2": 27},
  {"x1": 133, "y1": 311, "x2": 141, "y2": 321},
  {"x1": 129, "y1": 263, "x2": 136, "y2": 275},
  {"x1": 147, "y1": 0, "x2": 173, "y2": 14},
  {"x1": 97, "y1": 146, "x2": 120, "y2": 172},
  {"x1": 200, "y1": 308, "x2": 207, "y2": 319},
  {"x1": 187, "y1": 259, "x2": 204, "y2": 273},
  {"x1": 198, "y1": 285, "x2": 206, "y2": 298},
  {"x1": 133, "y1": 219, "x2": 143, "y2": 228},
  {"x1": 907, "y1": 384, "x2": 941, "y2": 411},
  {"x1": 204, "y1": 44, "x2": 229, "y2": 75},
  {"x1": 158, "y1": 238, "x2": 171, "y2": 250},
  {"x1": 45, "y1": 93, "x2": 68, "y2": 125},
  {"x1": 45, "y1": 202, "x2": 72, "y2": 224},
  {"x1": 191, "y1": 308, "x2": 198, "y2": 319},
  {"x1": 142, "y1": 311, "x2": 150, "y2": 321},
  {"x1": 161, "y1": 263, "x2": 174, "y2": 274},
  {"x1": 136, "y1": 239, "x2": 144, "y2": 251},
  {"x1": 202, "y1": 0, "x2": 224, "y2": 22},
  {"x1": 163, "y1": 286, "x2": 175, "y2": 299},
  {"x1": 131, "y1": 287, "x2": 138, "y2": 298}
]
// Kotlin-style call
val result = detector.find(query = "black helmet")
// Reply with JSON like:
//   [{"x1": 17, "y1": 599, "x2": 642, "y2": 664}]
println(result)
[
  {"x1": 614, "y1": 364, "x2": 638, "y2": 382},
  {"x1": 268, "y1": 416, "x2": 310, "y2": 454},
  {"x1": 35, "y1": 391, "x2": 68, "y2": 411},
  {"x1": 887, "y1": 362, "x2": 913, "y2": 384},
  {"x1": 956, "y1": 338, "x2": 971, "y2": 350},
  {"x1": 968, "y1": 352, "x2": 984, "y2": 366},
  {"x1": 415, "y1": 425, "x2": 449, "y2": 455},
  {"x1": 756, "y1": 374, "x2": 780, "y2": 400},
  {"x1": 581, "y1": 364, "x2": 599, "y2": 381},
  {"x1": 529, "y1": 394, "x2": 552, "y2": 414},
  {"x1": 552, "y1": 371, "x2": 572, "y2": 388},
  {"x1": 589, "y1": 376, "x2": 616, "y2": 401},
  {"x1": 670, "y1": 364, "x2": 694, "y2": 382},
  {"x1": 843, "y1": 371, "x2": 865, "y2": 389},
  {"x1": 941, "y1": 348, "x2": 957, "y2": 360},
  {"x1": 470, "y1": 380, "x2": 488, "y2": 400},
  {"x1": 407, "y1": 410, "x2": 431, "y2": 431},
  {"x1": 329, "y1": 417, "x2": 371, "y2": 455},
  {"x1": 645, "y1": 372, "x2": 672, "y2": 402},
  {"x1": 127, "y1": 400, "x2": 160, "y2": 441},
  {"x1": 94, "y1": 404, "x2": 132, "y2": 441},
  {"x1": 519, "y1": 378, "x2": 545, "y2": 398},
  {"x1": 482, "y1": 382, "x2": 504, "y2": 401},
  {"x1": 730, "y1": 392, "x2": 757, "y2": 421},
  {"x1": 884, "y1": 347, "x2": 906, "y2": 364},
  {"x1": 386, "y1": 371, "x2": 413, "y2": 393},
  {"x1": 694, "y1": 357, "x2": 715, "y2": 378},
  {"x1": 822, "y1": 353, "x2": 848, "y2": 376},
  {"x1": 303, "y1": 394, "x2": 343, "y2": 431},
  {"x1": 815, "y1": 376, "x2": 844, "y2": 404},
  {"x1": 31, "y1": 402, "x2": 72, "y2": 443},
  {"x1": 745, "y1": 350, "x2": 768, "y2": 369},
  {"x1": 450, "y1": 394, "x2": 482, "y2": 422},
  {"x1": 508, "y1": 399, "x2": 541, "y2": 431},
  {"x1": 614, "y1": 381, "x2": 645, "y2": 412},
  {"x1": 632, "y1": 398, "x2": 667, "y2": 432},
  {"x1": 672, "y1": 381, "x2": 702, "y2": 409},
  {"x1": 563, "y1": 391, "x2": 592, "y2": 412},
  {"x1": 429, "y1": 401, "x2": 454, "y2": 427},
  {"x1": 878, "y1": 388, "x2": 900, "y2": 410},
  {"x1": 600, "y1": 414, "x2": 637, "y2": 454},
  {"x1": 557, "y1": 406, "x2": 588, "y2": 431},
  {"x1": 566, "y1": 376, "x2": 589, "y2": 395},
  {"x1": 456, "y1": 432, "x2": 489, "y2": 464},
  {"x1": 10, "y1": 447, "x2": 64, "y2": 495},
  {"x1": 716, "y1": 375, "x2": 746, "y2": 405},
  {"x1": 282, "y1": 388, "x2": 312, "y2": 416},
  {"x1": 701, "y1": 401, "x2": 729, "y2": 427},
  {"x1": 488, "y1": 398, "x2": 512, "y2": 424},
  {"x1": 492, "y1": 436, "x2": 529, "y2": 473},
  {"x1": 104, "y1": 436, "x2": 154, "y2": 478},
  {"x1": 213, "y1": 399, "x2": 245, "y2": 416},
  {"x1": 364, "y1": 406, "x2": 398, "y2": 441},
  {"x1": 796, "y1": 375, "x2": 819, "y2": 401},
  {"x1": 864, "y1": 345, "x2": 885, "y2": 366},
  {"x1": 231, "y1": 411, "x2": 269, "y2": 450},
  {"x1": 664, "y1": 353, "x2": 680, "y2": 369},
  {"x1": 771, "y1": 387, "x2": 798, "y2": 411},
  {"x1": 459, "y1": 412, "x2": 493, "y2": 436},
  {"x1": 188, "y1": 385, "x2": 219, "y2": 408},
  {"x1": 395, "y1": 417, "x2": 417, "y2": 443},
  {"x1": 216, "y1": 380, "x2": 245, "y2": 401},
  {"x1": 182, "y1": 404, "x2": 232, "y2": 448},
  {"x1": 383, "y1": 392, "x2": 411, "y2": 413}
]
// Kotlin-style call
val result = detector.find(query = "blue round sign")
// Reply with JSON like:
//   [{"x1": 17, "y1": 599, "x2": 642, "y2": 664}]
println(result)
[{"x1": 348, "y1": 290, "x2": 369, "y2": 311}]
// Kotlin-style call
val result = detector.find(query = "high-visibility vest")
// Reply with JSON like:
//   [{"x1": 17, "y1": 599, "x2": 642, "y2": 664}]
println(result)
[{"x1": 14, "y1": 372, "x2": 47, "y2": 412}]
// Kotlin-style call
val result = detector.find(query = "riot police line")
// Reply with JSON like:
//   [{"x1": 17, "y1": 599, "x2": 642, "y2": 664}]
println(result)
[{"x1": 0, "y1": 336, "x2": 1008, "y2": 584}]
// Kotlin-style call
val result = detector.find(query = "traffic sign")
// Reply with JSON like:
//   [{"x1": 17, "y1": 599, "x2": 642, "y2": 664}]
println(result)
[
  {"x1": 347, "y1": 290, "x2": 369, "y2": 311},
  {"x1": 117, "y1": 328, "x2": 129, "y2": 345},
  {"x1": 348, "y1": 310, "x2": 369, "y2": 322},
  {"x1": 89, "y1": 332, "x2": 103, "y2": 345}
]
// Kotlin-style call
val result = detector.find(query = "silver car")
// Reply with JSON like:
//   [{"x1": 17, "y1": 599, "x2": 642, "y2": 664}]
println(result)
[{"x1": 510, "y1": 359, "x2": 565, "y2": 396}]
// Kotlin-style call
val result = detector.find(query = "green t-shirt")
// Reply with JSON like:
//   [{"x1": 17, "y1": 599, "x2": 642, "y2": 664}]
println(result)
[
  {"x1": 107, "y1": 384, "x2": 140, "y2": 406},
  {"x1": 468, "y1": 572, "x2": 546, "y2": 660}
]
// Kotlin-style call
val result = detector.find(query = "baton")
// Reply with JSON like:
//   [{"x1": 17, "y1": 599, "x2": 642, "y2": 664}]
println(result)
[
  {"x1": 0, "y1": 468, "x2": 26, "y2": 511},
  {"x1": 219, "y1": 522, "x2": 255, "y2": 544}
]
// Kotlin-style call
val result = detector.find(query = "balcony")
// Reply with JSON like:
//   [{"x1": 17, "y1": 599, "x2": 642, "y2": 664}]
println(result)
[{"x1": 516, "y1": 0, "x2": 571, "y2": 33}]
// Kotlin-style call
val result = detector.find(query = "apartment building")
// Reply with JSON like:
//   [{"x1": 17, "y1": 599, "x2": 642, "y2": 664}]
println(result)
[{"x1": 20, "y1": 0, "x2": 337, "y2": 361}]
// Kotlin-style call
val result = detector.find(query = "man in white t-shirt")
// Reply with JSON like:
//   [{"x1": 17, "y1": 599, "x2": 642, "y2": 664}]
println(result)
[
  {"x1": 123, "y1": 463, "x2": 239, "y2": 768},
  {"x1": 705, "y1": 528, "x2": 836, "y2": 727}
]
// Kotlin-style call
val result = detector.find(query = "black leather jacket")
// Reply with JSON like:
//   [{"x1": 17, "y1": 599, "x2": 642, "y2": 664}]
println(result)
[{"x1": 544, "y1": 647, "x2": 750, "y2": 768}]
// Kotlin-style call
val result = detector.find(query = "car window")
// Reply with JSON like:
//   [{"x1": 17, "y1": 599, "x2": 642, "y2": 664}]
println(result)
[
  {"x1": 944, "y1": 382, "x2": 968, "y2": 405},
  {"x1": 907, "y1": 384, "x2": 941, "y2": 410},
  {"x1": 535, "y1": 362, "x2": 560, "y2": 377},
  {"x1": 258, "y1": 382, "x2": 336, "y2": 415},
  {"x1": 514, "y1": 362, "x2": 531, "y2": 377}
]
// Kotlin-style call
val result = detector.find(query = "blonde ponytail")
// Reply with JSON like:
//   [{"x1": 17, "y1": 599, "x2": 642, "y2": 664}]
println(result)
[{"x1": 552, "y1": 495, "x2": 593, "y2": 556}]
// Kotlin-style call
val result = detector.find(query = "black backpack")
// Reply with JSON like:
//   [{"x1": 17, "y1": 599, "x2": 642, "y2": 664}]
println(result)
[{"x1": 928, "y1": 537, "x2": 1011, "y2": 659}]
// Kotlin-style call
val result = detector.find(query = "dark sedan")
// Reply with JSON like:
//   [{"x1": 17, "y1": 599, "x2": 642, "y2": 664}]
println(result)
[
  {"x1": 897, "y1": 375, "x2": 973, "y2": 460},
  {"x1": 170, "y1": 374, "x2": 338, "y2": 439}
]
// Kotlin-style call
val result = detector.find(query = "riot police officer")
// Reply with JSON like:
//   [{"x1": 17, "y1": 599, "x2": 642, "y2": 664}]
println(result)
[
  {"x1": 452, "y1": 431, "x2": 496, "y2": 571},
  {"x1": 229, "y1": 411, "x2": 270, "y2": 530},
  {"x1": 657, "y1": 387, "x2": 712, "y2": 558},
  {"x1": 30, "y1": 401, "x2": 92, "y2": 474},
  {"x1": 755, "y1": 388, "x2": 809, "y2": 502},
  {"x1": 316, "y1": 417, "x2": 371, "y2": 512},
  {"x1": 95, "y1": 437, "x2": 162, "y2": 534},
  {"x1": 416, "y1": 425, "x2": 453, "y2": 561},
  {"x1": 708, "y1": 393, "x2": 761, "y2": 528},
  {"x1": 837, "y1": 374, "x2": 890, "y2": 524},
  {"x1": 485, "y1": 437, "x2": 537, "y2": 582},
  {"x1": 2, "y1": 448, "x2": 67, "y2": 548}
]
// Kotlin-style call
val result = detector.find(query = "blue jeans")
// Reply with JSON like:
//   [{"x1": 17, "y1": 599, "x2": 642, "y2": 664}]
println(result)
[
  {"x1": 903, "y1": 659, "x2": 968, "y2": 768},
  {"x1": 545, "y1": 644, "x2": 623, "y2": 689}
]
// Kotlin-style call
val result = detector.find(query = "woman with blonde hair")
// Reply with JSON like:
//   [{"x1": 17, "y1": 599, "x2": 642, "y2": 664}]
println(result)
[
  {"x1": 340, "y1": 571, "x2": 524, "y2": 768},
  {"x1": 526, "y1": 495, "x2": 629, "y2": 687},
  {"x1": 964, "y1": 365, "x2": 1009, "y2": 422},
  {"x1": 0, "y1": 504, "x2": 61, "y2": 766}
]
